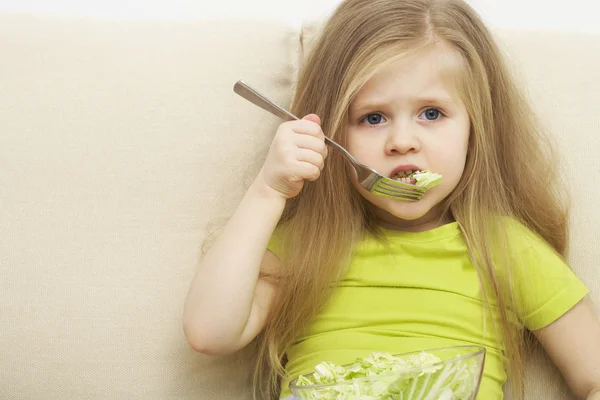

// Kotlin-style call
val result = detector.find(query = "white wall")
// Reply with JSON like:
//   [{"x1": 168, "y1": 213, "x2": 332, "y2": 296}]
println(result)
[{"x1": 0, "y1": 0, "x2": 598, "y2": 35}]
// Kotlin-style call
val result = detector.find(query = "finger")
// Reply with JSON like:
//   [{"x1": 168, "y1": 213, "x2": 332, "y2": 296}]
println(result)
[
  {"x1": 301, "y1": 113, "x2": 321, "y2": 126},
  {"x1": 294, "y1": 134, "x2": 328, "y2": 159},
  {"x1": 295, "y1": 148, "x2": 325, "y2": 171},
  {"x1": 284, "y1": 119, "x2": 324, "y2": 138},
  {"x1": 296, "y1": 161, "x2": 321, "y2": 182}
]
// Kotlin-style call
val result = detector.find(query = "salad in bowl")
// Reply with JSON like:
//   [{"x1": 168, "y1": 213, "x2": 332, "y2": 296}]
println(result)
[{"x1": 289, "y1": 345, "x2": 486, "y2": 400}]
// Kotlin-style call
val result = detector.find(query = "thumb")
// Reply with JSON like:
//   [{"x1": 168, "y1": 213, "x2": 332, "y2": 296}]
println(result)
[{"x1": 301, "y1": 113, "x2": 321, "y2": 125}]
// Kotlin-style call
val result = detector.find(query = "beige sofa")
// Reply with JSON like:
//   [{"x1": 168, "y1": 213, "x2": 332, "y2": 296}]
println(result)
[{"x1": 0, "y1": 13, "x2": 599, "y2": 400}]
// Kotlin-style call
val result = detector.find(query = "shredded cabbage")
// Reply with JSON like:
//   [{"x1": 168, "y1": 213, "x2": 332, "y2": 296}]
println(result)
[
  {"x1": 413, "y1": 171, "x2": 442, "y2": 189},
  {"x1": 292, "y1": 351, "x2": 480, "y2": 400}
]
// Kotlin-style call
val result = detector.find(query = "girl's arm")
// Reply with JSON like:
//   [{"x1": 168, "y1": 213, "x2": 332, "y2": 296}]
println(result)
[
  {"x1": 182, "y1": 114, "x2": 327, "y2": 356},
  {"x1": 532, "y1": 299, "x2": 600, "y2": 399},
  {"x1": 182, "y1": 182, "x2": 285, "y2": 355}
]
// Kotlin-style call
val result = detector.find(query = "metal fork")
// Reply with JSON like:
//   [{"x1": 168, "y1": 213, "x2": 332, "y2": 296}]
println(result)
[{"x1": 233, "y1": 80, "x2": 426, "y2": 201}]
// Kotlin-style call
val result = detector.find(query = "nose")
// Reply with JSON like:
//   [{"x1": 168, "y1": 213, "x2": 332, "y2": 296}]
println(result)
[{"x1": 385, "y1": 122, "x2": 421, "y2": 155}]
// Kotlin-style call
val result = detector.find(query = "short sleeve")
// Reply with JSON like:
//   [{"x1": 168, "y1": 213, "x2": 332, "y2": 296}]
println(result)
[{"x1": 508, "y1": 221, "x2": 589, "y2": 331}]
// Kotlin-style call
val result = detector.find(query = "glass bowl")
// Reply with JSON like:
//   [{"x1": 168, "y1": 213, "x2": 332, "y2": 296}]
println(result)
[{"x1": 289, "y1": 345, "x2": 486, "y2": 400}]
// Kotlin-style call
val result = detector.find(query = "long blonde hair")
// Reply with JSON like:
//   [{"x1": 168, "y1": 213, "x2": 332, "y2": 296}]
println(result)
[{"x1": 252, "y1": 0, "x2": 569, "y2": 398}]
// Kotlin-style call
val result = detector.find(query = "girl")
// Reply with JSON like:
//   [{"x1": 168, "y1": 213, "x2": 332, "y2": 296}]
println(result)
[{"x1": 183, "y1": 0, "x2": 600, "y2": 399}]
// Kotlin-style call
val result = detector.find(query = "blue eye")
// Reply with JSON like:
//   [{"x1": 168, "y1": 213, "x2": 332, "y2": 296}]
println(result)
[
  {"x1": 361, "y1": 113, "x2": 386, "y2": 125},
  {"x1": 419, "y1": 108, "x2": 443, "y2": 121}
]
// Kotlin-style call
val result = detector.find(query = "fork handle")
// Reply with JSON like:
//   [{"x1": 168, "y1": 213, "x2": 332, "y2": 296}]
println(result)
[
  {"x1": 233, "y1": 81, "x2": 355, "y2": 162},
  {"x1": 234, "y1": 80, "x2": 299, "y2": 122}
]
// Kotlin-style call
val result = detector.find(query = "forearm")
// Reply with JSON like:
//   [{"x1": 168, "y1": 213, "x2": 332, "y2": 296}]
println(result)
[{"x1": 183, "y1": 180, "x2": 286, "y2": 349}]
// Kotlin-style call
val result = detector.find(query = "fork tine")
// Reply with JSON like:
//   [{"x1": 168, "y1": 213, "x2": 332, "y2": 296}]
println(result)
[
  {"x1": 374, "y1": 186, "x2": 424, "y2": 199},
  {"x1": 373, "y1": 188, "x2": 421, "y2": 201},
  {"x1": 376, "y1": 178, "x2": 427, "y2": 193},
  {"x1": 373, "y1": 187, "x2": 423, "y2": 199},
  {"x1": 371, "y1": 178, "x2": 425, "y2": 200},
  {"x1": 373, "y1": 185, "x2": 422, "y2": 197}
]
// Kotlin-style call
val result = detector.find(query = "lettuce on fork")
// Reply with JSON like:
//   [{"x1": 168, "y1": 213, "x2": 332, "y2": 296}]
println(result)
[
  {"x1": 413, "y1": 171, "x2": 442, "y2": 189},
  {"x1": 292, "y1": 351, "x2": 480, "y2": 399}
]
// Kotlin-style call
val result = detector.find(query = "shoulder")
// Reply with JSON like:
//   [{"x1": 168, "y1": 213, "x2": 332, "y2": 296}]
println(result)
[
  {"x1": 497, "y1": 217, "x2": 590, "y2": 329},
  {"x1": 491, "y1": 216, "x2": 568, "y2": 286},
  {"x1": 498, "y1": 216, "x2": 556, "y2": 256},
  {"x1": 499, "y1": 217, "x2": 574, "y2": 291}
]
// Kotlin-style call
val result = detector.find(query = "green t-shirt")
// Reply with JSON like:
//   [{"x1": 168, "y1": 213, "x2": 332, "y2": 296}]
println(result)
[{"x1": 268, "y1": 219, "x2": 589, "y2": 399}]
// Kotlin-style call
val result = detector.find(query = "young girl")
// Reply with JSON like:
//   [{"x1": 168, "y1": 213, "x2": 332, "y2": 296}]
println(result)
[{"x1": 183, "y1": 0, "x2": 600, "y2": 399}]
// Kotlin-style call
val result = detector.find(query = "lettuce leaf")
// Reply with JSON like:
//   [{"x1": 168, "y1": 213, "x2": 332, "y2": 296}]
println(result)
[
  {"x1": 413, "y1": 171, "x2": 442, "y2": 189},
  {"x1": 292, "y1": 351, "x2": 479, "y2": 400}
]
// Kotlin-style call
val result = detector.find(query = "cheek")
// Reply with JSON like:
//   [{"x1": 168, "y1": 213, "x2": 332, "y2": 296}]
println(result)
[
  {"x1": 347, "y1": 132, "x2": 381, "y2": 162},
  {"x1": 430, "y1": 126, "x2": 469, "y2": 169},
  {"x1": 426, "y1": 142, "x2": 468, "y2": 192},
  {"x1": 433, "y1": 149, "x2": 467, "y2": 184}
]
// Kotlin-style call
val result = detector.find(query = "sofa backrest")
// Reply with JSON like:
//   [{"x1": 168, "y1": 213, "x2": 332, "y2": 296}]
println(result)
[{"x1": 0, "y1": 14, "x2": 298, "y2": 400}]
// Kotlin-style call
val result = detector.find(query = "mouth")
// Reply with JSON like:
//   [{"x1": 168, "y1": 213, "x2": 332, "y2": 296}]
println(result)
[
  {"x1": 389, "y1": 165, "x2": 422, "y2": 185},
  {"x1": 390, "y1": 170, "x2": 419, "y2": 184}
]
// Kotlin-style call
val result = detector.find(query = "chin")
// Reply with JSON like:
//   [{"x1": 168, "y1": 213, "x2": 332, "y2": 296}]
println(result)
[
  {"x1": 358, "y1": 185, "x2": 447, "y2": 222},
  {"x1": 383, "y1": 196, "x2": 440, "y2": 220}
]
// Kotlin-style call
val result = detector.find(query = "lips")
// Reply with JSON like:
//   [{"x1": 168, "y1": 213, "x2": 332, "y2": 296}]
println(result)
[
  {"x1": 387, "y1": 164, "x2": 422, "y2": 184},
  {"x1": 389, "y1": 164, "x2": 422, "y2": 178}
]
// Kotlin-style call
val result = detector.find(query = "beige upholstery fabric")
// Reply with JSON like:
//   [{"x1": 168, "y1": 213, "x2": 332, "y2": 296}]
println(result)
[
  {"x1": 0, "y1": 14, "x2": 298, "y2": 400},
  {"x1": 0, "y1": 12, "x2": 598, "y2": 400}
]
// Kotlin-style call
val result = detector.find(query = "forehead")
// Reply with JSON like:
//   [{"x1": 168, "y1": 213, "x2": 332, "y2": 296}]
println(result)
[{"x1": 351, "y1": 43, "x2": 466, "y2": 107}]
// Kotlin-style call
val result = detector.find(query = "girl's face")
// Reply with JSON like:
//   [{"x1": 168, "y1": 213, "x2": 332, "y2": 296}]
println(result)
[{"x1": 346, "y1": 46, "x2": 471, "y2": 232}]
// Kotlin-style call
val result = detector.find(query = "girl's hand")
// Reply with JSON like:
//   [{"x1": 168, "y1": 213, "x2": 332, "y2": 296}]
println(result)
[{"x1": 256, "y1": 114, "x2": 328, "y2": 199}]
